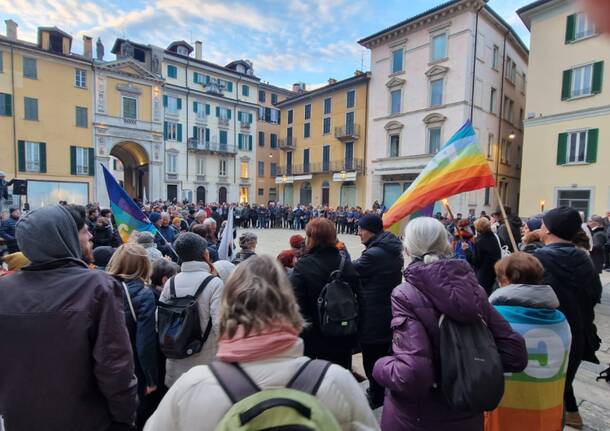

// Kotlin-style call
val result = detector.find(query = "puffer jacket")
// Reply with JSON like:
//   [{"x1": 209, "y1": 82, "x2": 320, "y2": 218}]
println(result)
[
  {"x1": 353, "y1": 231, "x2": 403, "y2": 343},
  {"x1": 0, "y1": 216, "x2": 19, "y2": 253},
  {"x1": 143, "y1": 340, "x2": 380, "y2": 431},
  {"x1": 373, "y1": 259, "x2": 527, "y2": 431}
]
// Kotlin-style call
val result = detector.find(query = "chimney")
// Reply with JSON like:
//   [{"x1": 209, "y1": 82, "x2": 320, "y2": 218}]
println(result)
[
  {"x1": 195, "y1": 41, "x2": 202, "y2": 60},
  {"x1": 292, "y1": 82, "x2": 306, "y2": 93},
  {"x1": 5, "y1": 19, "x2": 17, "y2": 40},
  {"x1": 83, "y1": 35, "x2": 93, "y2": 58},
  {"x1": 354, "y1": 70, "x2": 364, "y2": 76},
  {"x1": 328, "y1": 78, "x2": 337, "y2": 85}
]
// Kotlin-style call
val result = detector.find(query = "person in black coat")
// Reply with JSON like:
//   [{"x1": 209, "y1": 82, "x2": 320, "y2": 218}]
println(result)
[
  {"x1": 289, "y1": 218, "x2": 360, "y2": 370},
  {"x1": 352, "y1": 214, "x2": 403, "y2": 408},
  {"x1": 497, "y1": 213, "x2": 522, "y2": 252},
  {"x1": 534, "y1": 207, "x2": 600, "y2": 429},
  {"x1": 92, "y1": 217, "x2": 122, "y2": 249},
  {"x1": 588, "y1": 215, "x2": 606, "y2": 274},
  {"x1": 465, "y1": 217, "x2": 501, "y2": 295},
  {"x1": 0, "y1": 208, "x2": 20, "y2": 254}
]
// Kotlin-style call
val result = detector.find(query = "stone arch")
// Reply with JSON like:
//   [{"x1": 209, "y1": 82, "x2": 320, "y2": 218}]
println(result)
[{"x1": 109, "y1": 141, "x2": 150, "y2": 201}]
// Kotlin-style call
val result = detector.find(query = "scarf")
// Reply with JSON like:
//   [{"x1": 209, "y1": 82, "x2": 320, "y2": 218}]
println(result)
[{"x1": 217, "y1": 322, "x2": 299, "y2": 363}]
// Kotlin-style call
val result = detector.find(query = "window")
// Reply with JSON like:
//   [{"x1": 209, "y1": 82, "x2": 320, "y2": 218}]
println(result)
[
  {"x1": 324, "y1": 97, "x2": 332, "y2": 115},
  {"x1": 487, "y1": 133, "x2": 494, "y2": 159},
  {"x1": 508, "y1": 100, "x2": 514, "y2": 124},
  {"x1": 270, "y1": 162, "x2": 277, "y2": 177},
  {"x1": 570, "y1": 63, "x2": 598, "y2": 98},
  {"x1": 346, "y1": 90, "x2": 355, "y2": 108},
  {"x1": 0, "y1": 51, "x2": 3, "y2": 73},
  {"x1": 557, "y1": 189, "x2": 591, "y2": 218},
  {"x1": 304, "y1": 104, "x2": 311, "y2": 120},
  {"x1": 197, "y1": 159, "x2": 205, "y2": 175},
  {"x1": 193, "y1": 101, "x2": 208, "y2": 119},
  {"x1": 566, "y1": 13, "x2": 596, "y2": 43},
  {"x1": 270, "y1": 133, "x2": 278, "y2": 148},
  {"x1": 287, "y1": 109, "x2": 293, "y2": 124},
  {"x1": 0, "y1": 93, "x2": 11, "y2": 116},
  {"x1": 25, "y1": 141, "x2": 42, "y2": 172},
  {"x1": 430, "y1": 79, "x2": 443, "y2": 106},
  {"x1": 123, "y1": 96, "x2": 137, "y2": 119},
  {"x1": 390, "y1": 90, "x2": 401, "y2": 114},
  {"x1": 323, "y1": 117, "x2": 331, "y2": 134},
  {"x1": 164, "y1": 121, "x2": 182, "y2": 141},
  {"x1": 258, "y1": 161, "x2": 265, "y2": 177},
  {"x1": 304, "y1": 123, "x2": 311, "y2": 138},
  {"x1": 240, "y1": 161, "x2": 249, "y2": 178},
  {"x1": 561, "y1": 130, "x2": 594, "y2": 164},
  {"x1": 219, "y1": 159, "x2": 227, "y2": 176},
  {"x1": 238, "y1": 133, "x2": 252, "y2": 151},
  {"x1": 303, "y1": 149, "x2": 310, "y2": 173},
  {"x1": 73, "y1": 147, "x2": 90, "y2": 175},
  {"x1": 389, "y1": 135, "x2": 400, "y2": 157},
  {"x1": 428, "y1": 127, "x2": 441, "y2": 154},
  {"x1": 167, "y1": 153, "x2": 177, "y2": 173},
  {"x1": 492, "y1": 45, "x2": 499, "y2": 70},
  {"x1": 258, "y1": 90, "x2": 266, "y2": 103},
  {"x1": 258, "y1": 131, "x2": 265, "y2": 147},
  {"x1": 505, "y1": 57, "x2": 517, "y2": 83},
  {"x1": 242, "y1": 85, "x2": 250, "y2": 97},
  {"x1": 484, "y1": 187, "x2": 491, "y2": 206},
  {"x1": 219, "y1": 130, "x2": 228, "y2": 147},
  {"x1": 286, "y1": 151, "x2": 293, "y2": 175},
  {"x1": 322, "y1": 145, "x2": 330, "y2": 171},
  {"x1": 521, "y1": 72, "x2": 527, "y2": 93},
  {"x1": 345, "y1": 142, "x2": 354, "y2": 169},
  {"x1": 75, "y1": 69, "x2": 87, "y2": 88},
  {"x1": 392, "y1": 48, "x2": 404, "y2": 74},
  {"x1": 23, "y1": 57, "x2": 37, "y2": 79},
  {"x1": 238, "y1": 111, "x2": 253, "y2": 124},
  {"x1": 271, "y1": 93, "x2": 278, "y2": 104},
  {"x1": 490, "y1": 87, "x2": 497, "y2": 113},
  {"x1": 167, "y1": 65, "x2": 177, "y2": 78},
  {"x1": 24, "y1": 97, "x2": 38, "y2": 121},
  {"x1": 431, "y1": 33, "x2": 448, "y2": 61},
  {"x1": 76, "y1": 106, "x2": 88, "y2": 128},
  {"x1": 345, "y1": 111, "x2": 354, "y2": 131},
  {"x1": 258, "y1": 188, "x2": 264, "y2": 197},
  {"x1": 165, "y1": 96, "x2": 181, "y2": 114}
]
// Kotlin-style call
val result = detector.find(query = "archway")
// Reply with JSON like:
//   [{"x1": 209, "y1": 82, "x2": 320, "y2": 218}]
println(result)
[
  {"x1": 110, "y1": 141, "x2": 150, "y2": 201},
  {"x1": 218, "y1": 186, "x2": 227, "y2": 204},
  {"x1": 299, "y1": 182, "x2": 312, "y2": 205},
  {"x1": 196, "y1": 186, "x2": 206, "y2": 205}
]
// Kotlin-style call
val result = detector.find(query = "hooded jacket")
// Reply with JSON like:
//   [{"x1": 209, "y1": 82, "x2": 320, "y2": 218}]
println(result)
[
  {"x1": 0, "y1": 205, "x2": 137, "y2": 430},
  {"x1": 373, "y1": 259, "x2": 527, "y2": 431},
  {"x1": 92, "y1": 223, "x2": 121, "y2": 249},
  {"x1": 498, "y1": 215, "x2": 522, "y2": 252},
  {"x1": 353, "y1": 231, "x2": 404, "y2": 343},
  {"x1": 465, "y1": 230, "x2": 502, "y2": 294}
]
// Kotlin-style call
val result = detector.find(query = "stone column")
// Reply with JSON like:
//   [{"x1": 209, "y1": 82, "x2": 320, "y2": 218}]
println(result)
[
  {"x1": 95, "y1": 155, "x2": 111, "y2": 207},
  {"x1": 149, "y1": 161, "x2": 163, "y2": 201}
]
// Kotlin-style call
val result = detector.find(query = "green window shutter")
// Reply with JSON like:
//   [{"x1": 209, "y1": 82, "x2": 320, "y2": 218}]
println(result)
[
  {"x1": 193, "y1": 126, "x2": 198, "y2": 139},
  {"x1": 70, "y1": 146, "x2": 76, "y2": 175},
  {"x1": 177, "y1": 98, "x2": 182, "y2": 110},
  {"x1": 248, "y1": 113, "x2": 253, "y2": 123},
  {"x1": 227, "y1": 109, "x2": 232, "y2": 120},
  {"x1": 592, "y1": 61, "x2": 604, "y2": 94},
  {"x1": 237, "y1": 111, "x2": 242, "y2": 122},
  {"x1": 565, "y1": 14, "x2": 576, "y2": 43},
  {"x1": 164, "y1": 121, "x2": 168, "y2": 139},
  {"x1": 3, "y1": 93, "x2": 12, "y2": 116},
  {"x1": 205, "y1": 104, "x2": 210, "y2": 115},
  {"x1": 557, "y1": 133, "x2": 568, "y2": 165},
  {"x1": 193, "y1": 101, "x2": 198, "y2": 113},
  {"x1": 193, "y1": 72, "x2": 199, "y2": 83},
  {"x1": 205, "y1": 128, "x2": 210, "y2": 142},
  {"x1": 248, "y1": 135, "x2": 253, "y2": 151},
  {"x1": 237, "y1": 135, "x2": 242, "y2": 150},
  {"x1": 177, "y1": 123, "x2": 183, "y2": 142},
  {"x1": 561, "y1": 69, "x2": 572, "y2": 100},
  {"x1": 205, "y1": 75, "x2": 210, "y2": 84},
  {"x1": 227, "y1": 82, "x2": 233, "y2": 92},
  {"x1": 163, "y1": 95, "x2": 168, "y2": 107},
  {"x1": 216, "y1": 106, "x2": 220, "y2": 117},
  {"x1": 39, "y1": 142, "x2": 47, "y2": 173},
  {"x1": 18, "y1": 140, "x2": 25, "y2": 171},
  {"x1": 88, "y1": 148, "x2": 95, "y2": 176},
  {"x1": 586, "y1": 129, "x2": 599, "y2": 163}
]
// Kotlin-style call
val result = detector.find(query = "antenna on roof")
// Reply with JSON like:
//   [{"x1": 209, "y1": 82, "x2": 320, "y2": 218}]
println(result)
[{"x1": 360, "y1": 51, "x2": 364, "y2": 71}]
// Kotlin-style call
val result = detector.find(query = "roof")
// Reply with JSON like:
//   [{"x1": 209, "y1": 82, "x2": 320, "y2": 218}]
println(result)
[
  {"x1": 516, "y1": 0, "x2": 555, "y2": 30},
  {"x1": 111, "y1": 38, "x2": 150, "y2": 54},
  {"x1": 167, "y1": 40, "x2": 193, "y2": 53},
  {"x1": 0, "y1": 34, "x2": 91, "y2": 64},
  {"x1": 258, "y1": 81, "x2": 296, "y2": 96},
  {"x1": 37, "y1": 26, "x2": 73, "y2": 39},
  {"x1": 276, "y1": 73, "x2": 369, "y2": 107},
  {"x1": 483, "y1": 5, "x2": 529, "y2": 54},
  {"x1": 164, "y1": 50, "x2": 261, "y2": 81}
]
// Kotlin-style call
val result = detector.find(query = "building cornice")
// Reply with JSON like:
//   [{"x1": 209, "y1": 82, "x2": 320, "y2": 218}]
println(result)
[
  {"x1": 524, "y1": 104, "x2": 610, "y2": 127},
  {"x1": 276, "y1": 73, "x2": 370, "y2": 108}
]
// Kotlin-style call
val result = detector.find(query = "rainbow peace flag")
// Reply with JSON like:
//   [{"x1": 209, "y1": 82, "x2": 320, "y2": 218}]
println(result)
[
  {"x1": 102, "y1": 164, "x2": 157, "y2": 243},
  {"x1": 382, "y1": 121, "x2": 495, "y2": 229}
]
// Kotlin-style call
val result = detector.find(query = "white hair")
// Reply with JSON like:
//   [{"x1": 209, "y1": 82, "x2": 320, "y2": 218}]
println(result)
[
  {"x1": 403, "y1": 217, "x2": 452, "y2": 264},
  {"x1": 194, "y1": 210, "x2": 206, "y2": 221},
  {"x1": 203, "y1": 217, "x2": 217, "y2": 227}
]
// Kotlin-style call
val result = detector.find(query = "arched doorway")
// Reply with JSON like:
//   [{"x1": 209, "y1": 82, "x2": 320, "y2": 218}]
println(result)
[
  {"x1": 218, "y1": 186, "x2": 227, "y2": 204},
  {"x1": 196, "y1": 186, "x2": 206, "y2": 205},
  {"x1": 321, "y1": 181, "x2": 330, "y2": 206},
  {"x1": 110, "y1": 141, "x2": 149, "y2": 201},
  {"x1": 299, "y1": 182, "x2": 312, "y2": 205}
]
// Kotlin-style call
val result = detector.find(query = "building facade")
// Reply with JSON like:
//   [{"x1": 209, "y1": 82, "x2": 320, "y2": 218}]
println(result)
[
  {"x1": 275, "y1": 74, "x2": 369, "y2": 208},
  {"x1": 359, "y1": 0, "x2": 528, "y2": 216},
  {"x1": 518, "y1": 0, "x2": 609, "y2": 218},
  {"x1": 255, "y1": 83, "x2": 294, "y2": 204},
  {"x1": 1, "y1": 21, "x2": 94, "y2": 208}
]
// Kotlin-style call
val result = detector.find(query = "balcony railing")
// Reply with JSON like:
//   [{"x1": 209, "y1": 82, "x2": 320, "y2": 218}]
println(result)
[
  {"x1": 335, "y1": 124, "x2": 360, "y2": 140},
  {"x1": 187, "y1": 138, "x2": 237, "y2": 155},
  {"x1": 279, "y1": 136, "x2": 296, "y2": 150},
  {"x1": 240, "y1": 121, "x2": 251, "y2": 130},
  {"x1": 276, "y1": 158, "x2": 364, "y2": 176},
  {"x1": 218, "y1": 117, "x2": 230, "y2": 127}
]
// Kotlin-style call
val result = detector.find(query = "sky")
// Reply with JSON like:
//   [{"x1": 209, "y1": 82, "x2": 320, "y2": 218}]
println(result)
[{"x1": 0, "y1": 0, "x2": 533, "y2": 89}]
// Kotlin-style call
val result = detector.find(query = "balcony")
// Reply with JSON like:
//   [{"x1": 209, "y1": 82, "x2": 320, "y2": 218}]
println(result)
[
  {"x1": 187, "y1": 138, "x2": 237, "y2": 155},
  {"x1": 277, "y1": 158, "x2": 364, "y2": 176},
  {"x1": 94, "y1": 114, "x2": 163, "y2": 133},
  {"x1": 240, "y1": 121, "x2": 251, "y2": 130},
  {"x1": 279, "y1": 136, "x2": 296, "y2": 150},
  {"x1": 335, "y1": 124, "x2": 360, "y2": 140},
  {"x1": 218, "y1": 117, "x2": 230, "y2": 127}
]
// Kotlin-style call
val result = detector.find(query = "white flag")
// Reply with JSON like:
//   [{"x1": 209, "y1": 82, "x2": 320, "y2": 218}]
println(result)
[{"x1": 218, "y1": 207, "x2": 234, "y2": 261}]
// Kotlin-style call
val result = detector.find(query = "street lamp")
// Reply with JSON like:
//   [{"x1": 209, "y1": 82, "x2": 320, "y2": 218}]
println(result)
[
  {"x1": 339, "y1": 170, "x2": 347, "y2": 180},
  {"x1": 540, "y1": 200, "x2": 545, "y2": 212},
  {"x1": 508, "y1": 131, "x2": 516, "y2": 140}
]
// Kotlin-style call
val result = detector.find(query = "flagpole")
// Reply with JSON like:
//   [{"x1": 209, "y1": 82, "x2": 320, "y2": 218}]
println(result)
[{"x1": 494, "y1": 188, "x2": 518, "y2": 252}]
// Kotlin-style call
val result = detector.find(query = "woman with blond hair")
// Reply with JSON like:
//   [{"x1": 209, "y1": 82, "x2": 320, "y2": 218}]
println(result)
[
  {"x1": 145, "y1": 255, "x2": 379, "y2": 431},
  {"x1": 107, "y1": 243, "x2": 159, "y2": 428}
]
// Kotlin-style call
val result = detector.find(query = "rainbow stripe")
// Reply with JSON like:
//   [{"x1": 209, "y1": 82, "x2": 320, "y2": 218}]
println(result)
[{"x1": 382, "y1": 121, "x2": 495, "y2": 229}]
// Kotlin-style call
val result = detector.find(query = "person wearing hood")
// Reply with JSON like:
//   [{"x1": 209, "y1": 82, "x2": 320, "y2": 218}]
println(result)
[
  {"x1": 92, "y1": 246, "x2": 116, "y2": 270},
  {"x1": 92, "y1": 216, "x2": 122, "y2": 249},
  {"x1": 353, "y1": 214, "x2": 403, "y2": 409},
  {"x1": 485, "y1": 252, "x2": 572, "y2": 431},
  {"x1": 464, "y1": 217, "x2": 501, "y2": 296},
  {"x1": 534, "y1": 207, "x2": 600, "y2": 429},
  {"x1": 373, "y1": 217, "x2": 527, "y2": 431},
  {"x1": 0, "y1": 204, "x2": 137, "y2": 430},
  {"x1": 498, "y1": 213, "x2": 523, "y2": 252},
  {"x1": 587, "y1": 215, "x2": 606, "y2": 274}
]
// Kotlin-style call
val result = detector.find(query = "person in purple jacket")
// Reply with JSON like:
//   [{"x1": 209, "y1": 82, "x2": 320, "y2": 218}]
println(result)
[{"x1": 373, "y1": 217, "x2": 527, "y2": 431}]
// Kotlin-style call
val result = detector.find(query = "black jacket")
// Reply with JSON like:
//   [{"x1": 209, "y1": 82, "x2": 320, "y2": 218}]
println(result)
[
  {"x1": 92, "y1": 224, "x2": 122, "y2": 249},
  {"x1": 590, "y1": 227, "x2": 606, "y2": 273},
  {"x1": 465, "y1": 230, "x2": 501, "y2": 295},
  {"x1": 0, "y1": 216, "x2": 19, "y2": 253},
  {"x1": 498, "y1": 215, "x2": 522, "y2": 252},
  {"x1": 0, "y1": 178, "x2": 14, "y2": 200},
  {"x1": 352, "y1": 232, "x2": 403, "y2": 343}
]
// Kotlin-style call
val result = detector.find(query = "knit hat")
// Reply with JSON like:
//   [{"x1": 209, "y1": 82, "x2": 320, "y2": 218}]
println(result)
[
  {"x1": 2, "y1": 252, "x2": 30, "y2": 271},
  {"x1": 289, "y1": 235, "x2": 305, "y2": 249},
  {"x1": 135, "y1": 231, "x2": 156, "y2": 246},
  {"x1": 542, "y1": 207, "x2": 582, "y2": 241},
  {"x1": 526, "y1": 218, "x2": 542, "y2": 231},
  {"x1": 357, "y1": 214, "x2": 384, "y2": 234},
  {"x1": 277, "y1": 250, "x2": 296, "y2": 268},
  {"x1": 149, "y1": 212, "x2": 161, "y2": 224},
  {"x1": 92, "y1": 246, "x2": 116, "y2": 269},
  {"x1": 590, "y1": 215, "x2": 604, "y2": 225}
]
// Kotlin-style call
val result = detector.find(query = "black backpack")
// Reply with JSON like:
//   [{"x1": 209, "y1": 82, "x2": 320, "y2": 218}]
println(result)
[
  {"x1": 316, "y1": 255, "x2": 358, "y2": 337},
  {"x1": 157, "y1": 275, "x2": 215, "y2": 359},
  {"x1": 437, "y1": 314, "x2": 504, "y2": 413}
]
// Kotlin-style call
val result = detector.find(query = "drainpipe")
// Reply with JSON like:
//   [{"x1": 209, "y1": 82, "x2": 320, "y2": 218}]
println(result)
[
  {"x1": 10, "y1": 45, "x2": 17, "y2": 180},
  {"x1": 185, "y1": 58, "x2": 189, "y2": 187},
  {"x1": 495, "y1": 30, "x2": 510, "y2": 190},
  {"x1": 234, "y1": 75, "x2": 242, "y2": 202},
  {"x1": 363, "y1": 75, "x2": 369, "y2": 207},
  {"x1": 469, "y1": 4, "x2": 484, "y2": 121}
]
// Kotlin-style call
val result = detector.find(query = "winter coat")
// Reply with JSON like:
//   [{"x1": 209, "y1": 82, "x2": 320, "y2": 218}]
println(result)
[
  {"x1": 143, "y1": 340, "x2": 380, "y2": 431},
  {"x1": 465, "y1": 230, "x2": 502, "y2": 295},
  {"x1": 485, "y1": 284, "x2": 571, "y2": 431},
  {"x1": 92, "y1": 224, "x2": 121, "y2": 249},
  {"x1": 158, "y1": 224, "x2": 178, "y2": 244},
  {"x1": 0, "y1": 259, "x2": 137, "y2": 430},
  {"x1": 0, "y1": 216, "x2": 19, "y2": 253},
  {"x1": 352, "y1": 231, "x2": 404, "y2": 344},
  {"x1": 534, "y1": 243, "x2": 600, "y2": 364},
  {"x1": 233, "y1": 249, "x2": 256, "y2": 264},
  {"x1": 121, "y1": 278, "x2": 159, "y2": 395},
  {"x1": 159, "y1": 261, "x2": 224, "y2": 387},
  {"x1": 373, "y1": 259, "x2": 527, "y2": 431},
  {"x1": 497, "y1": 215, "x2": 522, "y2": 252},
  {"x1": 590, "y1": 227, "x2": 606, "y2": 273},
  {"x1": 289, "y1": 245, "x2": 361, "y2": 359}
]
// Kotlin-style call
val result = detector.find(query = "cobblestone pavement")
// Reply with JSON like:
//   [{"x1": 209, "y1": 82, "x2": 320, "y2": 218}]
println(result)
[{"x1": 240, "y1": 228, "x2": 610, "y2": 429}]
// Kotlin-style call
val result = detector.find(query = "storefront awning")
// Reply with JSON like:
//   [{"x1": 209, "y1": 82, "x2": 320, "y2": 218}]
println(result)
[{"x1": 332, "y1": 171, "x2": 357, "y2": 182}]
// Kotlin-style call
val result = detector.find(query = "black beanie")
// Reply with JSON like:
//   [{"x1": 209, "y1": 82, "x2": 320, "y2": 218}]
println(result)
[
  {"x1": 542, "y1": 207, "x2": 582, "y2": 241},
  {"x1": 357, "y1": 214, "x2": 383, "y2": 234}
]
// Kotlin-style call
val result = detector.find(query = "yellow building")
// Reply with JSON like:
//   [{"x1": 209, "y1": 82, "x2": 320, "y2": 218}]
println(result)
[
  {"x1": 518, "y1": 0, "x2": 609, "y2": 217},
  {"x1": 275, "y1": 73, "x2": 369, "y2": 208},
  {"x1": 0, "y1": 21, "x2": 94, "y2": 208}
]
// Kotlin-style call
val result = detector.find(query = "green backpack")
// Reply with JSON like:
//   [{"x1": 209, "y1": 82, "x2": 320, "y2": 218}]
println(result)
[{"x1": 210, "y1": 359, "x2": 342, "y2": 431}]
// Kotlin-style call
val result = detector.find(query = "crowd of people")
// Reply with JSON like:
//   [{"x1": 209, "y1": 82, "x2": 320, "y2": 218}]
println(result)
[{"x1": 0, "y1": 198, "x2": 606, "y2": 431}]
